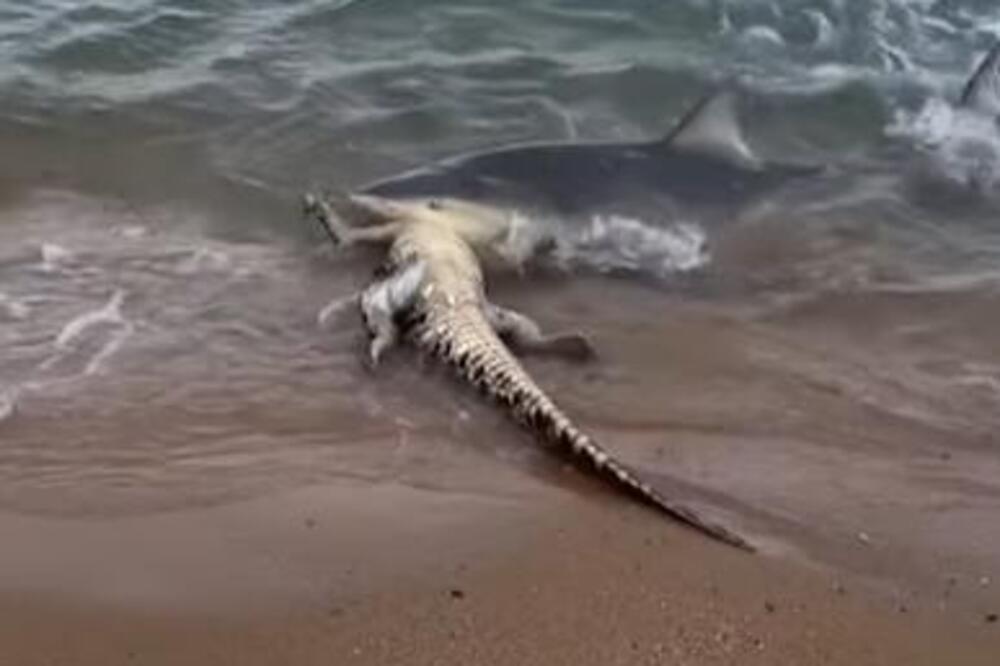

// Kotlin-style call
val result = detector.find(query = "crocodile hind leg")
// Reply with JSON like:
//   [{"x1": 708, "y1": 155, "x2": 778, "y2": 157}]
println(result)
[
  {"x1": 359, "y1": 259, "x2": 426, "y2": 367},
  {"x1": 487, "y1": 303, "x2": 595, "y2": 361}
]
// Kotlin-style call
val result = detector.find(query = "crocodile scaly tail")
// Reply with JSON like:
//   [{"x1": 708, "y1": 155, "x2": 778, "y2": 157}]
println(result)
[{"x1": 408, "y1": 305, "x2": 755, "y2": 552}]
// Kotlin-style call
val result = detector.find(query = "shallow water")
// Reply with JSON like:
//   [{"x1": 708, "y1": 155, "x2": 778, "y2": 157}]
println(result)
[{"x1": 1, "y1": 0, "x2": 1000, "y2": 612}]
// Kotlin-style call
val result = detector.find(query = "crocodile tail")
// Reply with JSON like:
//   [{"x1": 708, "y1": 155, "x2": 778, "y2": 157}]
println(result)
[
  {"x1": 413, "y1": 311, "x2": 754, "y2": 552},
  {"x1": 541, "y1": 418, "x2": 754, "y2": 552}
]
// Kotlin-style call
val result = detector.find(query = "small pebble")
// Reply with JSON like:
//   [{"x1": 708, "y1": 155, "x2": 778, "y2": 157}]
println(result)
[
  {"x1": 986, "y1": 613, "x2": 998, "y2": 624},
  {"x1": 449, "y1": 588, "x2": 465, "y2": 600},
  {"x1": 764, "y1": 601, "x2": 776, "y2": 614},
  {"x1": 857, "y1": 532, "x2": 871, "y2": 545}
]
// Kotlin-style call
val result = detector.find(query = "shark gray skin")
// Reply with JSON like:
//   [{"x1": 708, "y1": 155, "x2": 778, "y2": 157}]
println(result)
[
  {"x1": 358, "y1": 90, "x2": 822, "y2": 236},
  {"x1": 960, "y1": 41, "x2": 1000, "y2": 116},
  {"x1": 303, "y1": 191, "x2": 754, "y2": 552}
]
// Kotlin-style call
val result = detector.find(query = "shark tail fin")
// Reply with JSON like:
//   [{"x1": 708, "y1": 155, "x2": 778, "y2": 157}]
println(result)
[
  {"x1": 960, "y1": 41, "x2": 1000, "y2": 114},
  {"x1": 659, "y1": 88, "x2": 760, "y2": 169}
]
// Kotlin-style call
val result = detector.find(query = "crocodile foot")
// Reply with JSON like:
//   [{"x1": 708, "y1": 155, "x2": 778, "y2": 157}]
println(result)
[
  {"x1": 541, "y1": 332, "x2": 596, "y2": 361},
  {"x1": 303, "y1": 192, "x2": 345, "y2": 246},
  {"x1": 488, "y1": 303, "x2": 596, "y2": 361}
]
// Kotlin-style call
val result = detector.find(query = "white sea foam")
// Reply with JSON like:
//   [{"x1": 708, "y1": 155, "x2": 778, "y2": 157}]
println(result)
[
  {"x1": 0, "y1": 292, "x2": 30, "y2": 320},
  {"x1": 83, "y1": 322, "x2": 134, "y2": 376},
  {"x1": 888, "y1": 96, "x2": 1000, "y2": 188},
  {"x1": 804, "y1": 9, "x2": 836, "y2": 49},
  {"x1": 954, "y1": 369, "x2": 1000, "y2": 396},
  {"x1": 35, "y1": 289, "x2": 134, "y2": 379},
  {"x1": 875, "y1": 37, "x2": 913, "y2": 72},
  {"x1": 561, "y1": 215, "x2": 710, "y2": 278},
  {"x1": 496, "y1": 211, "x2": 553, "y2": 270},
  {"x1": 740, "y1": 25, "x2": 786, "y2": 50},
  {"x1": 176, "y1": 247, "x2": 232, "y2": 274},
  {"x1": 55, "y1": 289, "x2": 127, "y2": 349},
  {"x1": 920, "y1": 15, "x2": 959, "y2": 37},
  {"x1": 39, "y1": 243, "x2": 73, "y2": 272},
  {"x1": 116, "y1": 225, "x2": 149, "y2": 240},
  {"x1": 889, "y1": 96, "x2": 954, "y2": 148},
  {"x1": 0, "y1": 389, "x2": 15, "y2": 423}
]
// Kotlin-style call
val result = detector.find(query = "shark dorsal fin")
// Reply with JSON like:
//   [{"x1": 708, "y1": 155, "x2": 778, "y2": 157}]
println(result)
[
  {"x1": 661, "y1": 89, "x2": 760, "y2": 169},
  {"x1": 961, "y1": 42, "x2": 1000, "y2": 114}
]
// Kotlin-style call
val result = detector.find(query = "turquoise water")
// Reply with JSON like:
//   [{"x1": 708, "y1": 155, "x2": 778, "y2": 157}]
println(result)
[
  {"x1": 1, "y1": 0, "x2": 1000, "y2": 607},
  {"x1": 0, "y1": 1, "x2": 997, "y2": 208},
  {"x1": 2, "y1": 1, "x2": 999, "y2": 272}
]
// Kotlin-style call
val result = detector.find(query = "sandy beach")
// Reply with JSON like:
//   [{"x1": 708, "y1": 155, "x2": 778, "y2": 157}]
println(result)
[{"x1": 2, "y1": 480, "x2": 998, "y2": 665}]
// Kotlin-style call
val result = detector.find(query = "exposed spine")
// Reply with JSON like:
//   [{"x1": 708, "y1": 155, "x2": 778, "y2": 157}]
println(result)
[{"x1": 409, "y1": 306, "x2": 754, "y2": 552}]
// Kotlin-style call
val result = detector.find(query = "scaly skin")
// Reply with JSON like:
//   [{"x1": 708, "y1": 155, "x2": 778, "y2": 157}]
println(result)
[
  {"x1": 304, "y1": 192, "x2": 754, "y2": 552},
  {"x1": 410, "y1": 291, "x2": 754, "y2": 551}
]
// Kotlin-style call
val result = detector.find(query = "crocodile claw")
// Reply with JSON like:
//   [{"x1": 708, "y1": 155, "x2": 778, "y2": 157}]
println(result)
[
  {"x1": 302, "y1": 192, "x2": 343, "y2": 247},
  {"x1": 551, "y1": 332, "x2": 597, "y2": 361}
]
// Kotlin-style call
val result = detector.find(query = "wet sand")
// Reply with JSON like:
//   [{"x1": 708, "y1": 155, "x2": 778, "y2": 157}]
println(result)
[{"x1": 2, "y1": 485, "x2": 998, "y2": 665}]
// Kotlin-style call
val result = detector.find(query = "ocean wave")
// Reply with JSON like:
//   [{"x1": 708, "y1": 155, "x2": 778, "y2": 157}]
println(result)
[
  {"x1": 39, "y1": 242, "x2": 73, "y2": 272},
  {"x1": 0, "y1": 292, "x2": 30, "y2": 321},
  {"x1": 888, "y1": 95, "x2": 1000, "y2": 189},
  {"x1": 53, "y1": 289, "x2": 126, "y2": 350},
  {"x1": 33, "y1": 289, "x2": 135, "y2": 381},
  {"x1": 557, "y1": 214, "x2": 710, "y2": 278}
]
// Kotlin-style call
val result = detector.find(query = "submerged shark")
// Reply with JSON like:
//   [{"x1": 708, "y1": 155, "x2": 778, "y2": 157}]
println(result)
[{"x1": 357, "y1": 90, "x2": 823, "y2": 239}]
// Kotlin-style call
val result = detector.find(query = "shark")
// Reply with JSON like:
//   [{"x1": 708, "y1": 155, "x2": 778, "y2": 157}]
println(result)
[{"x1": 355, "y1": 88, "x2": 823, "y2": 252}]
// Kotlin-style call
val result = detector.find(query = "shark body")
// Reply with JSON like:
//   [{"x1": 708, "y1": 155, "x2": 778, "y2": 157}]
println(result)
[{"x1": 358, "y1": 90, "x2": 821, "y2": 243}]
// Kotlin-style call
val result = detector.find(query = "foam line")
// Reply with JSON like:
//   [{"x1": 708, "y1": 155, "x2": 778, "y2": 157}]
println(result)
[{"x1": 55, "y1": 290, "x2": 126, "y2": 349}]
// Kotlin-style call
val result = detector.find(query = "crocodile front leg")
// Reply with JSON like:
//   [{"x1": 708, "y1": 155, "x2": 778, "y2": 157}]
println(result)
[
  {"x1": 359, "y1": 259, "x2": 426, "y2": 367},
  {"x1": 487, "y1": 303, "x2": 595, "y2": 361},
  {"x1": 303, "y1": 193, "x2": 403, "y2": 247}
]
